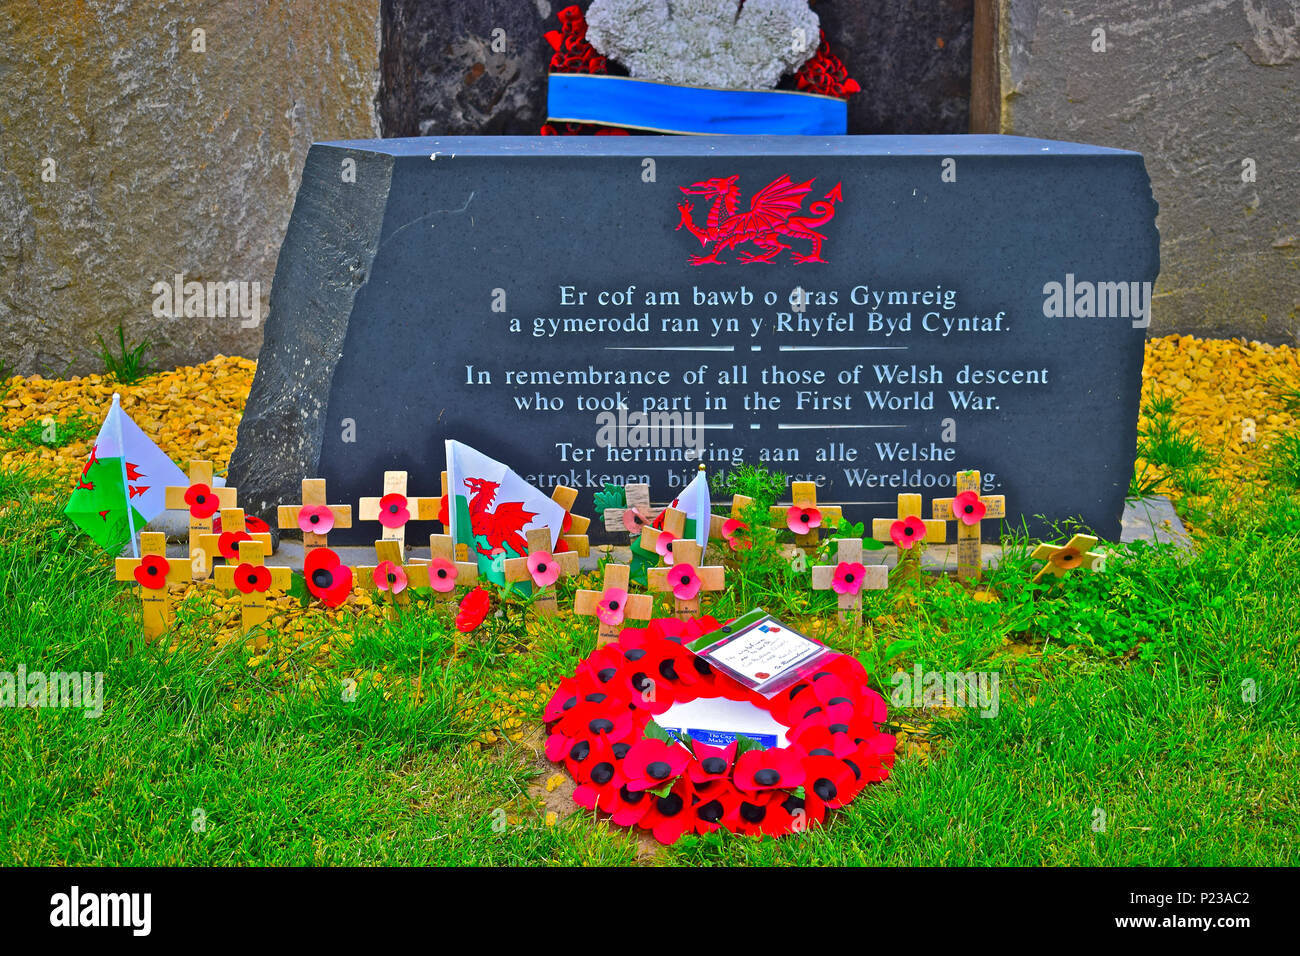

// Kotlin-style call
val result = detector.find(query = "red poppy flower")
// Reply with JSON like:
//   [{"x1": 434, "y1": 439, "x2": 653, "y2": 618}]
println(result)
[
  {"x1": 688, "y1": 740, "x2": 738, "y2": 785},
  {"x1": 669, "y1": 562, "x2": 702, "y2": 600},
  {"x1": 377, "y1": 493, "x2": 410, "y2": 529},
  {"x1": 832, "y1": 561, "x2": 868, "y2": 595},
  {"x1": 734, "y1": 746, "x2": 807, "y2": 792},
  {"x1": 953, "y1": 490, "x2": 986, "y2": 526},
  {"x1": 527, "y1": 550, "x2": 560, "y2": 587},
  {"x1": 217, "y1": 530, "x2": 252, "y2": 561},
  {"x1": 786, "y1": 505, "x2": 822, "y2": 535},
  {"x1": 622, "y1": 506, "x2": 652, "y2": 534},
  {"x1": 184, "y1": 483, "x2": 220, "y2": 519},
  {"x1": 234, "y1": 563, "x2": 271, "y2": 594},
  {"x1": 297, "y1": 504, "x2": 335, "y2": 535},
  {"x1": 455, "y1": 586, "x2": 490, "y2": 632},
  {"x1": 653, "y1": 530, "x2": 677, "y2": 564},
  {"x1": 372, "y1": 560, "x2": 407, "y2": 595},
  {"x1": 721, "y1": 789, "x2": 778, "y2": 837},
  {"x1": 640, "y1": 777, "x2": 697, "y2": 844},
  {"x1": 304, "y1": 548, "x2": 352, "y2": 607},
  {"x1": 890, "y1": 515, "x2": 928, "y2": 549},
  {"x1": 802, "y1": 754, "x2": 858, "y2": 817},
  {"x1": 621, "y1": 738, "x2": 690, "y2": 792},
  {"x1": 721, "y1": 517, "x2": 751, "y2": 551},
  {"x1": 133, "y1": 554, "x2": 171, "y2": 590},
  {"x1": 596, "y1": 587, "x2": 628, "y2": 626},
  {"x1": 427, "y1": 557, "x2": 458, "y2": 593}
]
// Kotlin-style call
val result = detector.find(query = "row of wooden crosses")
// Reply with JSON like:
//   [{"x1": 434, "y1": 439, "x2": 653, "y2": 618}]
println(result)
[{"x1": 115, "y1": 461, "x2": 1105, "y2": 646}]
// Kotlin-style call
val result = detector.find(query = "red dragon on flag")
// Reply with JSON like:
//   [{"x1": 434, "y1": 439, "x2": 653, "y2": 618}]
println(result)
[{"x1": 675, "y1": 174, "x2": 843, "y2": 266}]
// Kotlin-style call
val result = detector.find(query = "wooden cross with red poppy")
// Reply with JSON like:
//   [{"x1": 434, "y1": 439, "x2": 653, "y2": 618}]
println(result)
[
  {"x1": 196, "y1": 508, "x2": 273, "y2": 571},
  {"x1": 214, "y1": 539, "x2": 292, "y2": 649},
  {"x1": 637, "y1": 506, "x2": 687, "y2": 566},
  {"x1": 1031, "y1": 534, "x2": 1105, "y2": 584},
  {"x1": 414, "y1": 533, "x2": 479, "y2": 602},
  {"x1": 714, "y1": 494, "x2": 754, "y2": 555},
  {"x1": 163, "y1": 460, "x2": 236, "y2": 580},
  {"x1": 355, "y1": 539, "x2": 427, "y2": 613},
  {"x1": 114, "y1": 531, "x2": 191, "y2": 639},
  {"x1": 811, "y1": 538, "x2": 888, "y2": 626},
  {"x1": 574, "y1": 562, "x2": 653, "y2": 648},
  {"x1": 931, "y1": 470, "x2": 1006, "y2": 583},
  {"x1": 601, "y1": 482, "x2": 662, "y2": 543},
  {"x1": 871, "y1": 494, "x2": 946, "y2": 585},
  {"x1": 277, "y1": 478, "x2": 353, "y2": 558},
  {"x1": 303, "y1": 547, "x2": 354, "y2": 608},
  {"x1": 503, "y1": 526, "x2": 579, "y2": 617},
  {"x1": 549, "y1": 485, "x2": 591, "y2": 556},
  {"x1": 647, "y1": 539, "x2": 726, "y2": 621},
  {"x1": 770, "y1": 482, "x2": 843, "y2": 551},
  {"x1": 358, "y1": 471, "x2": 437, "y2": 561}
]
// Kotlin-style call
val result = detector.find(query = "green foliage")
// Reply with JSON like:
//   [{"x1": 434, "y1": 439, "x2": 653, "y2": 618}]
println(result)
[
  {"x1": 96, "y1": 321, "x2": 154, "y2": 384},
  {"x1": 1, "y1": 411, "x2": 98, "y2": 451},
  {"x1": 1130, "y1": 386, "x2": 1213, "y2": 499},
  {"x1": 709, "y1": 462, "x2": 788, "y2": 510},
  {"x1": 592, "y1": 482, "x2": 627, "y2": 516}
]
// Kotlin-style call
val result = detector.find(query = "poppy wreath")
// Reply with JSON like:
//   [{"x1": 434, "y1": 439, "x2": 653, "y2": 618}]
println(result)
[{"x1": 544, "y1": 616, "x2": 897, "y2": 844}]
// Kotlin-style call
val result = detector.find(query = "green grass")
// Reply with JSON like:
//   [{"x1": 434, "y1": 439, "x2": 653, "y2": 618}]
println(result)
[{"x1": 1, "y1": 454, "x2": 1297, "y2": 865}]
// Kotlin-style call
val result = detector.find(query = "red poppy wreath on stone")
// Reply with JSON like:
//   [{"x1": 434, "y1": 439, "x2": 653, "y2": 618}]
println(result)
[{"x1": 544, "y1": 616, "x2": 897, "y2": 844}]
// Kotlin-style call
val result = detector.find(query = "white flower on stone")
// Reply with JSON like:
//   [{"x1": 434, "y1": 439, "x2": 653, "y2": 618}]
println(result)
[{"x1": 585, "y1": 0, "x2": 820, "y2": 91}]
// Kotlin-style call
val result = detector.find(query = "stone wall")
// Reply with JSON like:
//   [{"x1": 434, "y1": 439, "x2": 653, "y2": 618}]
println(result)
[
  {"x1": 0, "y1": 0, "x2": 381, "y2": 376},
  {"x1": 988, "y1": 0, "x2": 1300, "y2": 343}
]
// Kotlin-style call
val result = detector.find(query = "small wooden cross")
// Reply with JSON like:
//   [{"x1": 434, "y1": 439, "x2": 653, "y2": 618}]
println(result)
[
  {"x1": 872, "y1": 494, "x2": 946, "y2": 584},
  {"x1": 503, "y1": 526, "x2": 579, "y2": 617},
  {"x1": 196, "y1": 508, "x2": 273, "y2": 570},
  {"x1": 770, "y1": 482, "x2": 843, "y2": 551},
  {"x1": 417, "y1": 533, "x2": 479, "y2": 600},
  {"x1": 574, "y1": 563, "x2": 653, "y2": 648},
  {"x1": 932, "y1": 470, "x2": 1006, "y2": 583},
  {"x1": 277, "y1": 478, "x2": 353, "y2": 558},
  {"x1": 811, "y1": 538, "x2": 888, "y2": 626},
  {"x1": 647, "y1": 539, "x2": 726, "y2": 621},
  {"x1": 549, "y1": 485, "x2": 591, "y2": 556},
  {"x1": 602, "y1": 482, "x2": 663, "y2": 543},
  {"x1": 1031, "y1": 534, "x2": 1105, "y2": 584},
  {"x1": 163, "y1": 459, "x2": 237, "y2": 579},
  {"x1": 114, "y1": 531, "x2": 191, "y2": 639},
  {"x1": 638, "y1": 507, "x2": 687, "y2": 565},
  {"x1": 710, "y1": 494, "x2": 753, "y2": 549},
  {"x1": 355, "y1": 539, "x2": 431, "y2": 612},
  {"x1": 214, "y1": 539, "x2": 292, "y2": 650},
  {"x1": 358, "y1": 471, "x2": 438, "y2": 561}
]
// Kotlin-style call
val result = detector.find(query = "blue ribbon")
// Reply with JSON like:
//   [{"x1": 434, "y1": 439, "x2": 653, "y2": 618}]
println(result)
[{"x1": 547, "y1": 73, "x2": 847, "y2": 136}]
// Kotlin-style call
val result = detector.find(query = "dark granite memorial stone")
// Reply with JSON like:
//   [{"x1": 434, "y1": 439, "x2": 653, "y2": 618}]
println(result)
[{"x1": 228, "y1": 135, "x2": 1159, "y2": 546}]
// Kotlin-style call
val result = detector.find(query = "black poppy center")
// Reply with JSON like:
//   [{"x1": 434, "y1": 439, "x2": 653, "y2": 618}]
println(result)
[
  {"x1": 591, "y1": 762, "x2": 615, "y2": 785},
  {"x1": 693, "y1": 658, "x2": 712, "y2": 677},
  {"x1": 585, "y1": 693, "x2": 607, "y2": 704},
  {"x1": 658, "y1": 660, "x2": 678, "y2": 681},
  {"x1": 631, "y1": 672, "x2": 651, "y2": 693},
  {"x1": 810, "y1": 747, "x2": 833, "y2": 757},
  {"x1": 813, "y1": 778, "x2": 838, "y2": 801},
  {"x1": 195, "y1": 494, "x2": 206, "y2": 505},
  {"x1": 245, "y1": 574, "x2": 257, "y2": 586},
  {"x1": 697, "y1": 800, "x2": 723, "y2": 823},
  {"x1": 963, "y1": 504, "x2": 975, "y2": 514},
  {"x1": 588, "y1": 718, "x2": 614, "y2": 734},
  {"x1": 309, "y1": 513, "x2": 320, "y2": 524},
  {"x1": 844, "y1": 572, "x2": 855, "y2": 583},
  {"x1": 386, "y1": 573, "x2": 397, "y2": 584},
  {"x1": 844, "y1": 758, "x2": 862, "y2": 781},
  {"x1": 561, "y1": 696, "x2": 577, "y2": 711},
  {"x1": 607, "y1": 599, "x2": 620, "y2": 611},
  {"x1": 625, "y1": 648, "x2": 646, "y2": 662},
  {"x1": 436, "y1": 568, "x2": 449, "y2": 579},
  {"x1": 612, "y1": 742, "x2": 630, "y2": 760},
  {"x1": 678, "y1": 573, "x2": 691, "y2": 585},
  {"x1": 701, "y1": 757, "x2": 727, "y2": 775},
  {"x1": 620, "y1": 785, "x2": 644, "y2": 805},
  {"x1": 146, "y1": 565, "x2": 159, "y2": 577},
  {"x1": 311, "y1": 569, "x2": 333, "y2": 589},
  {"x1": 739, "y1": 801, "x2": 766, "y2": 824},
  {"x1": 597, "y1": 667, "x2": 617, "y2": 683},
  {"x1": 753, "y1": 768, "x2": 781, "y2": 786},
  {"x1": 388, "y1": 504, "x2": 400, "y2": 515},
  {"x1": 800, "y1": 513, "x2": 811, "y2": 523},
  {"x1": 569, "y1": 740, "x2": 590, "y2": 761},
  {"x1": 656, "y1": 793, "x2": 683, "y2": 816},
  {"x1": 646, "y1": 760, "x2": 672, "y2": 780}
]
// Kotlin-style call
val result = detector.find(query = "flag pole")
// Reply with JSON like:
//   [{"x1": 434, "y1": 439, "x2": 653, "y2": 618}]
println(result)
[{"x1": 112, "y1": 392, "x2": 139, "y2": 559}]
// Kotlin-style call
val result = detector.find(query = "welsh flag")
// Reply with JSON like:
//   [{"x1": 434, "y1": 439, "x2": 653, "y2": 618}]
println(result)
[
  {"x1": 63, "y1": 394, "x2": 186, "y2": 556},
  {"x1": 659, "y1": 466, "x2": 712, "y2": 547},
  {"x1": 445, "y1": 440, "x2": 566, "y2": 585}
]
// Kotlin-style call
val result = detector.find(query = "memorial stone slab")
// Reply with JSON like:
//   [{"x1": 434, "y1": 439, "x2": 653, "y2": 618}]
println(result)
[{"x1": 228, "y1": 135, "x2": 1159, "y2": 545}]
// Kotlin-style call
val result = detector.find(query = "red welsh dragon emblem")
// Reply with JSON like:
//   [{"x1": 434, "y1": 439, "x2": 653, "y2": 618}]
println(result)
[
  {"x1": 463, "y1": 476, "x2": 537, "y2": 558},
  {"x1": 675, "y1": 174, "x2": 843, "y2": 265}
]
